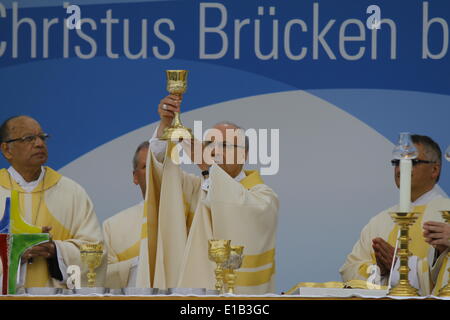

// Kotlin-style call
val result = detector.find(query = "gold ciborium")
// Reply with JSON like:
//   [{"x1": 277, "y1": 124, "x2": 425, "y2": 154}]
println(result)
[
  {"x1": 223, "y1": 245, "x2": 244, "y2": 294},
  {"x1": 388, "y1": 211, "x2": 421, "y2": 297},
  {"x1": 208, "y1": 239, "x2": 231, "y2": 293},
  {"x1": 160, "y1": 70, "x2": 194, "y2": 141},
  {"x1": 80, "y1": 243, "x2": 103, "y2": 288},
  {"x1": 438, "y1": 211, "x2": 450, "y2": 297}
]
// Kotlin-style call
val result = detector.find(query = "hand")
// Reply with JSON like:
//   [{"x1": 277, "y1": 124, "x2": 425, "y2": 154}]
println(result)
[
  {"x1": 423, "y1": 221, "x2": 450, "y2": 255},
  {"x1": 21, "y1": 226, "x2": 55, "y2": 263},
  {"x1": 157, "y1": 94, "x2": 181, "y2": 138},
  {"x1": 372, "y1": 238, "x2": 396, "y2": 276},
  {"x1": 21, "y1": 241, "x2": 56, "y2": 263}
]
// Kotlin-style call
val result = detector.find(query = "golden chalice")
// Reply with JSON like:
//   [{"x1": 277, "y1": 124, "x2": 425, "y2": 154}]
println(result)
[
  {"x1": 208, "y1": 240, "x2": 231, "y2": 293},
  {"x1": 388, "y1": 212, "x2": 421, "y2": 297},
  {"x1": 438, "y1": 211, "x2": 450, "y2": 297},
  {"x1": 80, "y1": 243, "x2": 103, "y2": 288},
  {"x1": 160, "y1": 70, "x2": 193, "y2": 141},
  {"x1": 223, "y1": 245, "x2": 244, "y2": 294}
]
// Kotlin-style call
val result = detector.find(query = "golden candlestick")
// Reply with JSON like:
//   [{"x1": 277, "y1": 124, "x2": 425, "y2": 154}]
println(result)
[
  {"x1": 208, "y1": 240, "x2": 231, "y2": 294},
  {"x1": 388, "y1": 212, "x2": 421, "y2": 297},
  {"x1": 438, "y1": 211, "x2": 450, "y2": 297},
  {"x1": 80, "y1": 243, "x2": 103, "y2": 288},
  {"x1": 223, "y1": 245, "x2": 244, "y2": 294},
  {"x1": 160, "y1": 70, "x2": 193, "y2": 141}
]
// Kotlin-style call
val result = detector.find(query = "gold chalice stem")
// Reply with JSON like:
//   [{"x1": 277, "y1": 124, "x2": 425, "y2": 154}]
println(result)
[
  {"x1": 169, "y1": 92, "x2": 182, "y2": 128},
  {"x1": 172, "y1": 112, "x2": 182, "y2": 127},
  {"x1": 215, "y1": 264, "x2": 225, "y2": 293},
  {"x1": 87, "y1": 266, "x2": 95, "y2": 287},
  {"x1": 225, "y1": 269, "x2": 237, "y2": 294}
]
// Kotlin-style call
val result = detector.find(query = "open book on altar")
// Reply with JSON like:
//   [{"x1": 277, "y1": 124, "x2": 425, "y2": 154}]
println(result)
[{"x1": 284, "y1": 280, "x2": 388, "y2": 297}]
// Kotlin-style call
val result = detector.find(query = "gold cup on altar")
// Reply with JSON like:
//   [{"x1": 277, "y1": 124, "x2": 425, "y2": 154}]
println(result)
[
  {"x1": 438, "y1": 210, "x2": 450, "y2": 297},
  {"x1": 223, "y1": 245, "x2": 244, "y2": 294},
  {"x1": 388, "y1": 211, "x2": 421, "y2": 297},
  {"x1": 80, "y1": 243, "x2": 103, "y2": 288},
  {"x1": 160, "y1": 70, "x2": 194, "y2": 141},
  {"x1": 208, "y1": 239, "x2": 231, "y2": 293}
]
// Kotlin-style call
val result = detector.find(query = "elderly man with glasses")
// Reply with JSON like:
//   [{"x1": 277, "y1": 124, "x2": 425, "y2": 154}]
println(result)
[
  {"x1": 340, "y1": 134, "x2": 450, "y2": 295},
  {"x1": 131, "y1": 94, "x2": 279, "y2": 294},
  {"x1": 0, "y1": 115, "x2": 106, "y2": 290}
]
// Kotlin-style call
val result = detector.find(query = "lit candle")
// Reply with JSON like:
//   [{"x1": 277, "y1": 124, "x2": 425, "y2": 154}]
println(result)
[
  {"x1": 399, "y1": 159, "x2": 412, "y2": 212},
  {"x1": 393, "y1": 133, "x2": 417, "y2": 213}
]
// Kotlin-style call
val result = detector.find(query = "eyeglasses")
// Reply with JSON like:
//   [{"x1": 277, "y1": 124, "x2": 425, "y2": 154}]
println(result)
[
  {"x1": 390, "y1": 159, "x2": 435, "y2": 167},
  {"x1": 4, "y1": 133, "x2": 50, "y2": 144},
  {"x1": 203, "y1": 141, "x2": 246, "y2": 150}
]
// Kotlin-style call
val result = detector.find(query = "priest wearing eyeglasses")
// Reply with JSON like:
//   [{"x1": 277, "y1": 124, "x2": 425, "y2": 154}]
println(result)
[
  {"x1": 340, "y1": 134, "x2": 450, "y2": 295},
  {"x1": 0, "y1": 115, "x2": 106, "y2": 290},
  {"x1": 134, "y1": 95, "x2": 279, "y2": 294}
]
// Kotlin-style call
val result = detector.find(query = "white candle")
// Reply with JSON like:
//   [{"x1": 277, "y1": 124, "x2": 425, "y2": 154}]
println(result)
[{"x1": 399, "y1": 159, "x2": 412, "y2": 212}]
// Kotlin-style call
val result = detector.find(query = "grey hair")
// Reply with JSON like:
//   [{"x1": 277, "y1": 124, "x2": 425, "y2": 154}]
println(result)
[
  {"x1": 212, "y1": 121, "x2": 249, "y2": 152},
  {"x1": 132, "y1": 141, "x2": 150, "y2": 171},
  {"x1": 411, "y1": 134, "x2": 442, "y2": 182}
]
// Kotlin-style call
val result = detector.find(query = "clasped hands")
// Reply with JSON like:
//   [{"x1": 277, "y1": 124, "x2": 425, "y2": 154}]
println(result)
[
  {"x1": 21, "y1": 226, "x2": 56, "y2": 264},
  {"x1": 372, "y1": 221, "x2": 449, "y2": 276}
]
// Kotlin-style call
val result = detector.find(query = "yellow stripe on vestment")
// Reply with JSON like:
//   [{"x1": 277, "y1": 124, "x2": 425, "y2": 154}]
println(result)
[
  {"x1": 358, "y1": 205, "x2": 429, "y2": 280},
  {"x1": 235, "y1": 266, "x2": 275, "y2": 287},
  {"x1": 11, "y1": 190, "x2": 41, "y2": 234},
  {"x1": 183, "y1": 196, "x2": 195, "y2": 233},
  {"x1": 0, "y1": 170, "x2": 25, "y2": 192},
  {"x1": 31, "y1": 193, "x2": 73, "y2": 240},
  {"x1": 117, "y1": 240, "x2": 141, "y2": 262},
  {"x1": 421, "y1": 258, "x2": 429, "y2": 275},
  {"x1": 241, "y1": 170, "x2": 264, "y2": 189},
  {"x1": 0, "y1": 168, "x2": 74, "y2": 287},
  {"x1": 209, "y1": 170, "x2": 272, "y2": 288},
  {"x1": 26, "y1": 191, "x2": 74, "y2": 287},
  {"x1": 241, "y1": 249, "x2": 275, "y2": 269},
  {"x1": 358, "y1": 258, "x2": 375, "y2": 279},
  {"x1": 141, "y1": 222, "x2": 147, "y2": 239},
  {"x1": 387, "y1": 205, "x2": 428, "y2": 259},
  {"x1": 236, "y1": 249, "x2": 275, "y2": 287},
  {"x1": 433, "y1": 256, "x2": 448, "y2": 295},
  {"x1": 26, "y1": 176, "x2": 73, "y2": 287},
  {"x1": 0, "y1": 167, "x2": 67, "y2": 237},
  {"x1": 0, "y1": 167, "x2": 62, "y2": 193}
]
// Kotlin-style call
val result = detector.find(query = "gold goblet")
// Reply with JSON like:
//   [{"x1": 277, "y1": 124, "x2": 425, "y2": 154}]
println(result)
[
  {"x1": 388, "y1": 212, "x2": 421, "y2": 297},
  {"x1": 80, "y1": 243, "x2": 103, "y2": 288},
  {"x1": 160, "y1": 70, "x2": 194, "y2": 141},
  {"x1": 438, "y1": 211, "x2": 450, "y2": 297},
  {"x1": 223, "y1": 245, "x2": 244, "y2": 294},
  {"x1": 208, "y1": 240, "x2": 231, "y2": 294}
]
